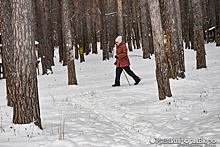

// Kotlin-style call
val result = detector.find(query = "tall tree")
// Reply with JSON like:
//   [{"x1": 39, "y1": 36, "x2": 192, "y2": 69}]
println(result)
[
  {"x1": 10, "y1": 0, "x2": 42, "y2": 129},
  {"x1": 123, "y1": 0, "x2": 133, "y2": 51},
  {"x1": 140, "y1": 0, "x2": 151, "y2": 59},
  {"x1": 82, "y1": 0, "x2": 90, "y2": 56},
  {"x1": 61, "y1": 0, "x2": 78, "y2": 85},
  {"x1": 202, "y1": 0, "x2": 208, "y2": 42},
  {"x1": 131, "y1": 0, "x2": 141, "y2": 49},
  {"x1": 117, "y1": 0, "x2": 123, "y2": 36},
  {"x1": 207, "y1": 0, "x2": 216, "y2": 43},
  {"x1": 180, "y1": 0, "x2": 190, "y2": 49},
  {"x1": 99, "y1": 0, "x2": 109, "y2": 60},
  {"x1": 192, "y1": 0, "x2": 206, "y2": 69},
  {"x1": 181, "y1": 0, "x2": 194, "y2": 49},
  {"x1": 75, "y1": 0, "x2": 85, "y2": 63},
  {"x1": 148, "y1": 0, "x2": 172, "y2": 100},
  {"x1": 215, "y1": 0, "x2": 220, "y2": 46},
  {"x1": 58, "y1": 0, "x2": 64, "y2": 63},
  {"x1": 106, "y1": 0, "x2": 117, "y2": 54},
  {"x1": 91, "y1": 0, "x2": 98, "y2": 54},
  {"x1": 45, "y1": 0, "x2": 55, "y2": 67},
  {"x1": 0, "y1": 0, "x2": 14, "y2": 107},
  {"x1": 160, "y1": 0, "x2": 185, "y2": 79},
  {"x1": 174, "y1": 0, "x2": 185, "y2": 78},
  {"x1": 189, "y1": 0, "x2": 195, "y2": 49},
  {"x1": 70, "y1": 0, "x2": 80, "y2": 61},
  {"x1": 35, "y1": 0, "x2": 53, "y2": 74}
]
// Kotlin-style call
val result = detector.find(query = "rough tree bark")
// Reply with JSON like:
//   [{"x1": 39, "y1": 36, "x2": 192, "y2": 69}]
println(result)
[
  {"x1": 215, "y1": 0, "x2": 220, "y2": 46},
  {"x1": 117, "y1": 0, "x2": 123, "y2": 36},
  {"x1": 106, "y1": 0, "x2": 117, "y2": 54},
  {"x1": 140, "y1": 0, "x2": 151, "y2": 59},
  {"x1": 35, "y1": 0, "x2": 53, "y2": 74},
  {"x1": 11, "y1": 0, "x2": 42, "y2": 129},
  {"x1": 91, "y1": 0, "x2": 98, "y2": 54},
  {"x1": 82, "y1": 0, "x2": 90, "y2": 56},
  {"x1": 99, "y1": 0, "x2": 109, "y2": 60},
  {"x1": 174, "y1": 0, "x2": 185, "y2": 78},
  {"x1": 123, "y1": 0, "x2": 133, "y2": 51},
  {"x1": 160, "y1": 0, "x2": 185, "y2": 79},
  {"x1": 181, "y1": 0, "x2": 190, "y2": 49},
  {"x1": 61, "y1": 0, "x2": 78, "y2": 85},
  {"x1": 189, "y1": 0, "x2": 195, "y2": 49},
  {"x1": 192, "y1": 0, "x2": 207, "y2": 69},
  {"x1": 0, "y1": 0, "x2": 14, "y2": 107},
  {"x1": 132, "y1": 0, "x2": 141, "y2": 49},
  {"x1": 58, "y1": 0, "x2": 64, "y2": 63},
  {"x1": 75, "y1": 0, "x2": 85, "y2": 63},
  {"x1": 148, "y1": 0, "x2": 172, "y2": 100}
]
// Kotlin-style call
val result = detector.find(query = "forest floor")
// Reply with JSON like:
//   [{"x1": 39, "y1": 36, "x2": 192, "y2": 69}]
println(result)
[{"x1": 0, "y1": 43, "x2": 220, "y2": 147}]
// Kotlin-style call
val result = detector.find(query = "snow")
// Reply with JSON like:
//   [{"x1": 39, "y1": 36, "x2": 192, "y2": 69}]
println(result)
[
  {"x1": 0, "y1": 43, "x2": 220, "y2": 147},
  {"x1": 35, "y1": 41, "x2": 39, "y2": 45},
  {"x1": 208, "y1": 26, "x2": 215, "y2": 31}
]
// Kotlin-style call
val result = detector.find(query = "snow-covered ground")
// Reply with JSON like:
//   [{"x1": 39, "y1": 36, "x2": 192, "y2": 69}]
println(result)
[{"x1": 0, "y1": 43, "x2": 219, "y2": 147}]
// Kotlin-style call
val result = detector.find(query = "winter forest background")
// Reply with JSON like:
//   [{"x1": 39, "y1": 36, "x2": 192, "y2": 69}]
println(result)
[{"x1": 0, "y1": 0, "x2": 220, "y2": 146}]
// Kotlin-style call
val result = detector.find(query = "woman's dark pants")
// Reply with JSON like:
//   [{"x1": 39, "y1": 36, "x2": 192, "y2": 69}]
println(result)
[{"x1": 115, "y1": 66, "x2": 139, "y2": 85}]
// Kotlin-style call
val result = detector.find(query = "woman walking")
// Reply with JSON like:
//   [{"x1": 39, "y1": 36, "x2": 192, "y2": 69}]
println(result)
[{"x1": 112, "y1": 36, "x2": 141, "y2": 87}]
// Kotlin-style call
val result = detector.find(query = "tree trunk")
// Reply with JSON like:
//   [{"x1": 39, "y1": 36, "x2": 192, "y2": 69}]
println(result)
[
  {"x1": 0, "y1": 0, "x2": 14, "y2": 107},
  {"x1": 36, "y1": 0, "x2": 53, "y2": 74},
  {"x1": 163, "y1": 0, "x2": 176, "y2": 79},
  {"x1": 99, "y1": 0, "x2": 109, "y2": 60},
  {"x1": 71, "y1": 0, "x2": 79, "y2": 60},
  {"x1": 192, "y1": 0, "x2": 206, "y2": 69},
  {"x1": 11, "y1": 0, "x2": 42, "y2": 129},
  {"x1": 207, "y1": 0, "x2": 216, "y2": 43},
  {"x1": 215, "y1": 0, "x2": 220, "y2": 46},
  {"x1": 202, "y1": 0, "x2": 208, "y2": 42},
  {"x1": 117, "y1": 0, "x2": 123, "y2": 36},
  {"x1": 58, "y1": 0, "x2": 64, "y2": 63},
  {"x1": 91, "y1": 0, "x2": 98, "y2": 54},
  {"x1": 174, "y1": 0, "x2": 185, "y2": 78},
  {"x1": 160, "y1": 0, "x2": 185, "y2": 79},
  {"x1": 75, "y1": 0, "x2": 85, "y2": 63},
  {"x1": 50, "y1": 0, "x2": 59, "y2": 47},
  {"x1": 140, "y1": 0, "x2": 151, "y2": 59},
  {"x1": 82, "y1": 0, "x2": 90, "y2": 56},
  {"x1": 46, "y1": 0, "x2": 55, "y2": 67},
  {"x1": 181, "y1": 0, "x2": 190, "y2": 49},
  {"x1": 147, "y1": 9, "x2": 154, "y2": 55},
  {"x1": 124, "y1": 0, "x2": 133, "y2": 51},
  {"x1": 148, "y1": 0, "x2": 172, "y2": 100},
  {"x1": 189, "y1": 0, "x2": 195, "y2": 49},
  {"x1": 132, "y1": 0, "x2": 141, "y2": 49},
  {"x1": 61, "y1": 0, "x2": 78, "y2": 85}
]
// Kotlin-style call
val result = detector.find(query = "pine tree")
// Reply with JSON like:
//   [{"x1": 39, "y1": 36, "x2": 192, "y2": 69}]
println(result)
[
  {"x1": 148, "y1": 0, "x2": 172, "y2": 100},
  {"x1": 61, "y1": 0, "x2": 78, "y2": 85},
  {"x1": 11, "y1": 0, "x2": 42, "y2": 129},
  {"x1": 192, "y1": 0, "x2": 207, "y2": 69}
]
